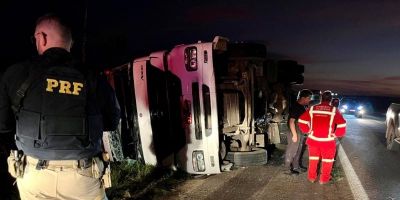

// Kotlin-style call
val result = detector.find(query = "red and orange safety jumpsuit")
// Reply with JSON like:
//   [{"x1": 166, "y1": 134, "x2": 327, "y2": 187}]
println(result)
[{"x1": 298, "y1": 101, "x2": 346, "y2": 183}]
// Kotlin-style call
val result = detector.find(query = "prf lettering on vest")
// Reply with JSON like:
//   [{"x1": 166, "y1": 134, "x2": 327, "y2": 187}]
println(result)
[{"x1": 46, "y1": 78, "x2": 84, "y2": 95}]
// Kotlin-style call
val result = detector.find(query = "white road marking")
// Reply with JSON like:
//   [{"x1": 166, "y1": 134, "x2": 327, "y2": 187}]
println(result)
[{"x1": 338, "y1": 142, "x2": 370, "y2": 200}]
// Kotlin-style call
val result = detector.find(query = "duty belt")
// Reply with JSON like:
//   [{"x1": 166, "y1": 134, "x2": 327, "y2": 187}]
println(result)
[{"x1": 25, "y1": 156, "x2": 93, "y2": 170}]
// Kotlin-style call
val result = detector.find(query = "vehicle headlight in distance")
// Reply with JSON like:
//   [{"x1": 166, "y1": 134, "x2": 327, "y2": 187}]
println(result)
[
  {"x1": 192, "y1": 150, "x2": 205, "y2": 172},
  {"x1": 358, "y1": 110, "x2": 365, "y2": 114},
  {"x1": 340, "y1": 108, "x2": 346, "y2": 113},
  {"x1": 357, "y1": 105, "x2": 363, "y2": 110}
]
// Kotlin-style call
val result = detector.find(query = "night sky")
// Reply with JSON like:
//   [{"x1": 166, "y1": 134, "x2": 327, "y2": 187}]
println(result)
[{"x1": 1, "y1": 0, "x2": 400, "y2": 97}]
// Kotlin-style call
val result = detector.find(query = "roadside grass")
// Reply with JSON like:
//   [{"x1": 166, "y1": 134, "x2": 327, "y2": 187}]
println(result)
[
  {"x1": 331, "y1": 160, "x2": 345, "y2": 183},
  {"x1": 106, "y1": 160, "x2": 190, "y2": 199}
]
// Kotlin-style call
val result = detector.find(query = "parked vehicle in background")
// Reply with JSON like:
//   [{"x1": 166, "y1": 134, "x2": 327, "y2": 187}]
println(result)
[{"x1": 385, "y1": 103, "x2": 400, "y2": 150}]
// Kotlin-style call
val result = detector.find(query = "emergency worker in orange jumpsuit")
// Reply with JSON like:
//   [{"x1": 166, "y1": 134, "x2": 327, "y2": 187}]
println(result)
[{"x1": 297, "y1": 91, "x2": 346, "y2": 184}]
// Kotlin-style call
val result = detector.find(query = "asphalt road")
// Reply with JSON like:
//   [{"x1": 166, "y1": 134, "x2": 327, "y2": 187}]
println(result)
[
  {"x1": 159, "y1": 160, "x2": 354, "y2": 200},
  {"x1": 161, "y1": 142, "x2": 354, "y2": 199},
  {"x1": 340, "y1": 114, "x2": 400, "y2": 200}
]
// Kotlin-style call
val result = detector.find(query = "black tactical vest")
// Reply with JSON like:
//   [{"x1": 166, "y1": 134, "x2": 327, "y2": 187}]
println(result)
[{"x1": 15, "y1": 64, "x2": 103, "y2": 160}]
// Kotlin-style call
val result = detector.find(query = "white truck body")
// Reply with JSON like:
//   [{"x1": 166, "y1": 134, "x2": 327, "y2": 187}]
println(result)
[
  {"x1": 385, "y1": 103, "x2": 400, "y2": 150},
  {"x1": 105, "y1": 36, "x2": 302, "y2": 174},
  {"x1": 106, "y1": 38, "x2": 227, "y2": 174}
]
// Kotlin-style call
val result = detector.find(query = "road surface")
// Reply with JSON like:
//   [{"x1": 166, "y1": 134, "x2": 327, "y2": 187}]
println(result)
[
  {"x1": 156, "y1": 113, "x2": 399, "y2": 200},
  {"x1": 340, "y1": 114, "x2": 400, "y2": 200}
]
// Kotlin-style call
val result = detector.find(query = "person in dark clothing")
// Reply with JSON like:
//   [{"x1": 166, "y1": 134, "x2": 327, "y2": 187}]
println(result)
[
  {"x1": 284, "y1": 89, "x2": 312, "y2": 175},
  {"x1": 0, "y1": 14, "x2": 120, "y2": 199},
  {"x1": 331, "y1": 98, "x2": 340, "y2": 108}
]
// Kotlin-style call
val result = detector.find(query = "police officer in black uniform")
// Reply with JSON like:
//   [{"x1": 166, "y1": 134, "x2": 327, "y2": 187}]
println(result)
[{"x1": 0, "y1": 14, "x2": 120, "y2": 200}]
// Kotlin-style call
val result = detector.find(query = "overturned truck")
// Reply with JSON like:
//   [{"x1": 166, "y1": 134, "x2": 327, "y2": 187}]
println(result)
[{"x1": 105, "y1": 36, "x2": 304, "y2": 174}]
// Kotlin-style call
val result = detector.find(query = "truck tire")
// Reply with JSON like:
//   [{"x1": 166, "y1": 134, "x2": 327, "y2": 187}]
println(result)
[
  {"x1": 219, "y1": 141, "x2": 227, "y2": 160},
  {"x1": 225, "y1": 148, "x2": 267, "y2": 166},
  {"x1": 387, "y1": 123, "x2": 396, "y2": 151}
]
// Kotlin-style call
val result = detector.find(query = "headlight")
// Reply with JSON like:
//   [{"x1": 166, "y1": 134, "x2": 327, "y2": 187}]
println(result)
[
  {"x1": 192, "y1": 150, "x2": 205, "y2": 172},
  {"x1": 184, "y1": 47, "x2": 198, "y2": 71},
  {"x1": 358, "y1": 110, "x2": 365, "y2": 114},
  {"x1": 340, "y1": 108, "x2": 346, "y2": 113},
  {"x1": 357, "y1": 106, "x2": 363, "y2": 110}
]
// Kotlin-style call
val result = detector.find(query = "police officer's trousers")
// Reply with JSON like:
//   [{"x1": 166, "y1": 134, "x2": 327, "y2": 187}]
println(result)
[{"x1": 17, "y1": 156, "x2": 107, "y2": 200}]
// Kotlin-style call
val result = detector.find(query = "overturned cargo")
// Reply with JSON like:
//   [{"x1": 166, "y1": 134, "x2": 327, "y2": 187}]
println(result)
[{"x1": 104, "y1": 36, "x2": 305, "y2": 174}]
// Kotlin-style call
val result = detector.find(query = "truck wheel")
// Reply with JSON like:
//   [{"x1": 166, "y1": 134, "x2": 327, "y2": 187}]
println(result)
[
  {"x1": 387, "y1": 123, "x2": 396, "y2": 150},
  {"x1": 225, "y1": 148, "x2": 267, "y2": 166}
]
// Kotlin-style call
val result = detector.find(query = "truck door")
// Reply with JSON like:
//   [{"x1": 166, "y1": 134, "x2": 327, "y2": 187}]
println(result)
[
  {"x1": 105, "y1": 64, "x2": 139, "y2": 160},
  {"x1": 133, "y1": 55, "x2": 184, "y2": 166},
  {"x1": 168, "y1": 42, "x2": 221, "y2": 174}
]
